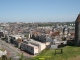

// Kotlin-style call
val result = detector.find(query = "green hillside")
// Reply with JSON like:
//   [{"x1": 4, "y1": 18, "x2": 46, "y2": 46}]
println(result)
[{"x1": 29, "y1": 46, "x2": 80, "y2": 60}]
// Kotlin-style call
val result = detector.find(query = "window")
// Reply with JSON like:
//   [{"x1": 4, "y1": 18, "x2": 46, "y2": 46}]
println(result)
[{"x1": 31, "y1": 48, "x2": 33, "y2": 50}]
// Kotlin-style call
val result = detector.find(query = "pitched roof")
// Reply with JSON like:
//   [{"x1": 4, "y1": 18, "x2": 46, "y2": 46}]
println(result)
[
  {"x1": 51, "y1": 31, "x2": 60, "y2": 36},
  {"x1": 75, "y1": 14, "x2": 80, "y2": 22}
]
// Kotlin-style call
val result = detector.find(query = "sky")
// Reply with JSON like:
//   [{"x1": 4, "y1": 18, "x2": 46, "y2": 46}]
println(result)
[{"x1": 0, "y1": 0, "x2": 80, "y2": 22}]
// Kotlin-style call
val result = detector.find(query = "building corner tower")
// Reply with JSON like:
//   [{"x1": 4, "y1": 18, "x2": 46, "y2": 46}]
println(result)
[{"x1": 75, "y1": 14, "x2": 80, "y2": 46}]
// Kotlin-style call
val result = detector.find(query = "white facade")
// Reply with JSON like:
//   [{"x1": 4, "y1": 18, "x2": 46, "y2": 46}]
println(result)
[
  {"x1": 0, "y1": 50, "x2": 7, "y2": 57},
  {"x1": 29, "y1": 39, "x2": 46, "y2": 52},
  {"x1": 20, "y1": 39, "x2": 46, "y2": 54},
  {"x1": 20, "y1": 42, "x2": 38, "y2": 55},
  {"x1": 9, "y1": 35, "x2": 24, "y2": 40}
]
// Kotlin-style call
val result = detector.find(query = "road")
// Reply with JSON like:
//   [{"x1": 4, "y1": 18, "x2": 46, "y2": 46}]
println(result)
[{"x1": 0, "y1": 39, "x2": 33, "y2": 59}]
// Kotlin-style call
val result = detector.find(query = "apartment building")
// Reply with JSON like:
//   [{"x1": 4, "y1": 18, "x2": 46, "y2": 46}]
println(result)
[
  {"x1": 7, "y1": 35, "x2": 24, "y2": 46},
  {"x1": 0, "y1": 32, "x2": 4, "y2": 38},
  {"x1": 29, "y1": 39, "x2": 46, "y2": 52},
  {"x1": 20, "y1": 41, "x2": 38, "y2": 55},
  {"x1": 19, "y1": 39, "x2": 46, "y2": 55}
]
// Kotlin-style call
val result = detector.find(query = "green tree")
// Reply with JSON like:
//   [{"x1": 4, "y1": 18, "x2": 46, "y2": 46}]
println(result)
[{"x1": 62, "y1": 37, "x2": 66, "y2": 41}]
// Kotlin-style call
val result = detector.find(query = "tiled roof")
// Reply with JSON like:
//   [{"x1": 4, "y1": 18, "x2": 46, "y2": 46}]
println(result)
[
  {"x1": 51, "y1": 31, "x2": 60, "y2": 36},
  {"x1": 32, "y1": 31, "x2": 40, "y2": 37}
]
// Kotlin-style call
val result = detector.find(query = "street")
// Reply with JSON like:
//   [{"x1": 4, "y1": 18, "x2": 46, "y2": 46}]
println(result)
[{"x1": 0, "y1": 39, "x2": 33, "y2": 59}]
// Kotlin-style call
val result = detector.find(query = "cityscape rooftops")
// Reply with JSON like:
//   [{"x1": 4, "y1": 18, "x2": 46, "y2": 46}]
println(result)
[
  {"x1": 27, "y1": 43, "x2": 38, "y2": 48},
  {"x1": 21, "y1": 41, "x2": 38, "y2": 48},
  {"x1": 23, "y1": 39, "x2": 46, "y2": 45},
  {"x1": 29, "y1": 39, "x2": 45, "y2": 45}
]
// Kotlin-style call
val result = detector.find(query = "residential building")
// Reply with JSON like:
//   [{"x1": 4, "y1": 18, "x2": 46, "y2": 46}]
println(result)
[{"x1": 20, "y1": 41, "x2": 38, "y2": 55}]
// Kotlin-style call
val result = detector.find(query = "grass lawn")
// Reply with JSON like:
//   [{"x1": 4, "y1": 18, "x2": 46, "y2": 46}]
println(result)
[{"x1": 29, "y1": 46, "x2": 80, "y2": 60}]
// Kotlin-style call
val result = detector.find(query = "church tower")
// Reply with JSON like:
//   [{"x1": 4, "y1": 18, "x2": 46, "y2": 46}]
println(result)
[{"x1": 75, "y1": 14, "x2": 80, "y2": 46}]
